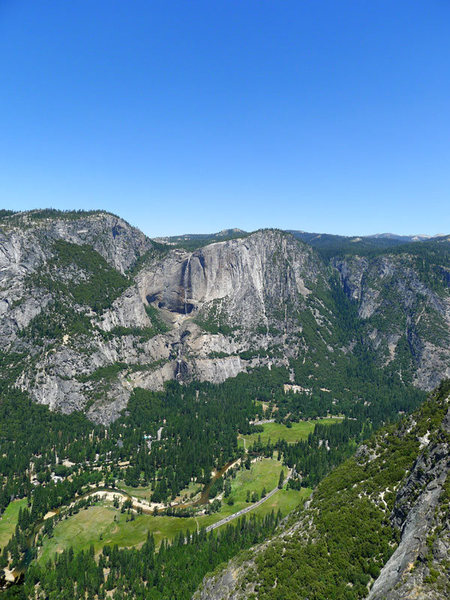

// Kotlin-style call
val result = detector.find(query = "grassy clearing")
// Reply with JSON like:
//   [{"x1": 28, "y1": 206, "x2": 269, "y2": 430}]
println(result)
[
  {"x1": 229, "y1": 457, "x2": 282, "y2": 504},
  {"x1": 251, "y1": 487, "x2": 311, "y2": 519},
  {"x1": 118, "y1": 482, "x2": 152, "y2": 500},
  {"x1": 190, "y1": 457, "x2": 286, "y2": 530},
  {"x1": 38, "y1": 458, "x2": 308, "y2": 561},
  {"x1": 0, "y1": 499, "x2": 28, "y2": 548},
  {"x1": 174, "y1": 481, "x2": 202, "y2": 502},
  {"x1": 240, "y1": 418, "x2": 343, "y2": 447},
  {"x1": 38, "y1": 504, "x2": 200, "y2": 564},
  {"x1": 197, "y1": 459, "x2": 311, "y2": 527},
  {"x1": 119, "y1": 480, "x2": 201, "y2": 503}
]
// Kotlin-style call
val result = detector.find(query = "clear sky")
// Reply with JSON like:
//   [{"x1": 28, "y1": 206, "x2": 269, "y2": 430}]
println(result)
[{"x1": 1, "y1": 0, "x2": 449, "y2": 237}]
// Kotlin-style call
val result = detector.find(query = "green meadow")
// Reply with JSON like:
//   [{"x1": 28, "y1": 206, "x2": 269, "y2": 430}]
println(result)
[
  {"x1": 239, "y1": 417, "x2": 343, "y2": 447},
  {"x1": 38, "y1": 458, "x2": 310, "y2": 562},
  {"x1": 38, "y1": 505, "x2": 200, "y2": 564},
  {"x1": 0, "y1": 498, "x2": 28, "y2": 549}
]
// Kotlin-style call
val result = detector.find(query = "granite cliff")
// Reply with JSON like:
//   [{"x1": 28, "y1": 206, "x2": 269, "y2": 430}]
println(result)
[{"x1": 0, "y1": 210, "x2": 448, "y2": 423}]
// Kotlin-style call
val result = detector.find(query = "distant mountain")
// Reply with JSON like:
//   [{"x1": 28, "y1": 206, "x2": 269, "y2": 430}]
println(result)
[
  {"x1": 369, "y1": 232, "x2": 445, "y2": 241},
  {"x1": 287, "y1": 230, "x2": 408, "y2": 256},
  {"x1": 153, "y1": 228, "x2": 248, "y2": 249},
  {"x1": 157, "y1": 228, "x2": 447, "y2": 257}
]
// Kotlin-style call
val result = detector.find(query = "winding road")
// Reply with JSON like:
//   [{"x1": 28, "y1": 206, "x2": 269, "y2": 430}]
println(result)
[{"x1": 205, "y1": 473, "x2": 291, "y2": 533}]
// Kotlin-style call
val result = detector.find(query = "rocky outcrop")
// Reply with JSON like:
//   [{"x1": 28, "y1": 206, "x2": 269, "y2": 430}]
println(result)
[
  {"x1": 0, "y1": 211, "x2": 152, "y2": 347},
  {"x1": 334, "y1": 253, "x2": 450, "y2": 390},
  {"x1": 1, "y1": 210, "x2": 152, "y2": 273},
  {"x1": 132, "y1": 229, "x2": 332, "y2": 385},
  {"x1": 366, "y1": 409, "x2": 450, "y2": 600},
  {"x1": 193, "y1": 562, "x2": 253, "y2": 600},
  {"x1": 97, "y1": 285, "x2": 151, "y2": 331}
]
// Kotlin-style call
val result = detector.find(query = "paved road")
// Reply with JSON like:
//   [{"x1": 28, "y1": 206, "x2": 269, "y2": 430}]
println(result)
[{"x1": 205, "y1": 473, "x2": 290, "y2": 533}]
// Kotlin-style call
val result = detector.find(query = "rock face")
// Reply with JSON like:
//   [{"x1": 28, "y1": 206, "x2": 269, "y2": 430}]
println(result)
[
  {"x1": 0, "y1": 210, "x2": 448, "y2": 423},
  {"x1": 0, "y1": 210, "x2": 152, "y2": 347},
  {"x1": 334, "y1": 252, "x2": 450, "y2": 389},
  {"x1": 138, "y1": 230, "x2": 318, "y2": 324},
  {"x1": 366, "y1": 408, "x2": 450, "y2": 600}
]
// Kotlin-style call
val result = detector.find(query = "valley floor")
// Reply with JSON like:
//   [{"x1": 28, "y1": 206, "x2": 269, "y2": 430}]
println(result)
[
  {"x1": 238, "y1": 417, "x2": 343, "y2": 447},
  {"x1": 0, "y1": 499, "x2": 27, "y2": 549},
  {"x1": 37, "y1": 456, "x2": 310, "y2": 563}
]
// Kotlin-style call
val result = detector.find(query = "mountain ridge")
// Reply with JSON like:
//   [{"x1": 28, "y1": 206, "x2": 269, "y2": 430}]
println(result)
[{"x1": 0, "y1": 209, "x2": 448, "y2": 424}]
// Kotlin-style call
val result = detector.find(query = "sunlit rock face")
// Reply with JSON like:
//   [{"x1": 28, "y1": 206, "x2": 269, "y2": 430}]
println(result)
[
  {"x1": 138, "y1": 229, "x2": 319, "y2": 321},
  {"x1": 1, "y1": 211, "x2": 448, "y2": 422}
]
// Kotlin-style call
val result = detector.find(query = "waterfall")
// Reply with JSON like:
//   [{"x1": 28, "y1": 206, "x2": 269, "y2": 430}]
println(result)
[{"x1": 184, "y1": 255, "x2": 191, "y2": 315}]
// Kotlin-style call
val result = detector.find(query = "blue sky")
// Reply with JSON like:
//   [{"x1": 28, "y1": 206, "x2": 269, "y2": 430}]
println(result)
[{"x1": 1, "y1": 0, "x2": 449, "y2": 237}]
